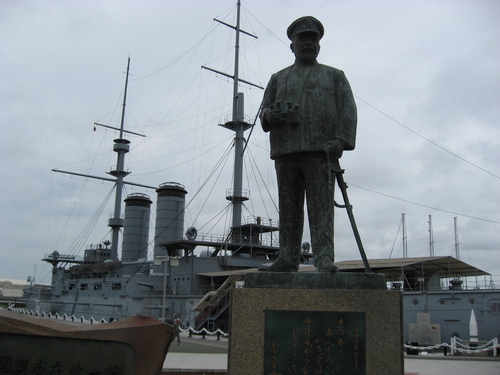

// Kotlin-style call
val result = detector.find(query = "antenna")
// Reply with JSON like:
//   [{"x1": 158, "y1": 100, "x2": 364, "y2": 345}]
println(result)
[
  {"x1": 428, "y1": 214, "x2": 434, "y2": 257},
  {"x1": 402, "y1": 213, "x2": 407, "y2": 258},
  {"x1": 454, "y1": 217, "x2": 460, "y2": 259}
]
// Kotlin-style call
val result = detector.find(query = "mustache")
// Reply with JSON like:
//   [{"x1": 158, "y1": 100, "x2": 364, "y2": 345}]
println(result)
[{"x1": 300, "y1": 46, "x2": 317, "y2": 53}]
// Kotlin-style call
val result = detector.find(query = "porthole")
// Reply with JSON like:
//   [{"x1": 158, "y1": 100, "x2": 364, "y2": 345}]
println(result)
[
  {"x1": 411, "y1": 299, "x2": 419, "y2": 306},
  {"x1": 468, "y1": 298, "x2": 476, "y2": 305},
  {"x1": 439, "y1": 299, "x2": 446, "y2": 305}
]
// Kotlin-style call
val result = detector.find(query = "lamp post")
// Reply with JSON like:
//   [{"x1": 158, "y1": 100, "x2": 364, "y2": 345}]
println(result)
[
  {"x1": 162, "y1": 256, "x2": 168, "y2": 322},
  {"x1": 155, "y1": 255, "x2": 180, "y2": 322}
]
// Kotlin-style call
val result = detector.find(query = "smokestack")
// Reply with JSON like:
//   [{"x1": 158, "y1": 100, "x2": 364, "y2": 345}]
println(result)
[
  {"x1": 153, "y1": 182, "x2": 187, "y2": 258},
  {"x1": 121, "y1": 193, "x2": 152, "y2": 261}
]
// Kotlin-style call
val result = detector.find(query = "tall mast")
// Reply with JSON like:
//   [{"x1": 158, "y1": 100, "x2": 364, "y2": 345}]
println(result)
[
  {"x1": 119, "y1": 58, "x2": 130, "y2": 139},
  {"x1": 108, "y1": 58, "x2": 132, "y2": 260},
  {"x1": 232, "y1": 1, "x2": 242, "y2": 122},
  {"x1": 202, "y1": 0, "x2": 262, "y2": 242},
  {"x1": 51, "y1": 58, "x2": 155, "y2": 263},
  {"x1": 230, "y1": 0, "x2": 245, "y2": 232}
]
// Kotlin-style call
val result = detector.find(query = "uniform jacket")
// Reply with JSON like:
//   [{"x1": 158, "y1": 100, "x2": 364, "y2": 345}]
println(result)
[{"x1": 260, "y1": 61, "x2": 357, "y2": 160}]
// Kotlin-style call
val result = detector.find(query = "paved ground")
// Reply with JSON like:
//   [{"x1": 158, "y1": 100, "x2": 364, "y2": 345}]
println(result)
[
  {"x1": 405, "y1": 357, "x2": 500, "y2": 375},
  {"x1": 163, "y1": 333, "x2": 500, "y2": 374},
  {"x1": 163, "y1": 334, "x2": 228, "y2": 371},
  {"x1": 167, "y1": 334, "x2": 228, "y2": 354}
]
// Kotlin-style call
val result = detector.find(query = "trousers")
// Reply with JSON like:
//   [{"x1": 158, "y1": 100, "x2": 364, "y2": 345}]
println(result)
[{"x1": 274, "y1": 152, "x2": 335, "y2": 266}]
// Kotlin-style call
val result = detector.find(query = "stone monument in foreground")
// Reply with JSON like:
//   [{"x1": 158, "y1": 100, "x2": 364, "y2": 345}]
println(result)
[
  {"x1": 228, "y1": 16, "x2": 403, "y2": 375},
  {"x1": 0, "y1": 309, "x2": 174, "y2": 375}
]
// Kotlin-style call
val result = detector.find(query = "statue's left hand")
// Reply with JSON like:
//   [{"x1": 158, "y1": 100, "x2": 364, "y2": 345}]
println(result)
[{"x1": 324, "y1": 139, "x2": 346, "y2": 160}]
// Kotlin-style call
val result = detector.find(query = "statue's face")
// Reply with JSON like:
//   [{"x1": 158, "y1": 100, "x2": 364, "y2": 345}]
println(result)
[{"x1": 291, "y1": 32, "x2": 320, "y2": 61}]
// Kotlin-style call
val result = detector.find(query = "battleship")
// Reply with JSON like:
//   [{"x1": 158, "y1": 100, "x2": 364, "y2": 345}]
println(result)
[
  {"x1": 23, "y1": 1, "x2": 289, "y2": 330},
  {"x1": 21, "y1": 1, "x2": 500, "y2": 346}
]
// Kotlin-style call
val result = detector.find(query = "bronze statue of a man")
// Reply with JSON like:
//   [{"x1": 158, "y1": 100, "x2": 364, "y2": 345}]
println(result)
[{"x1": 259, "y1": 16, "x2": 357, "y2": 273}]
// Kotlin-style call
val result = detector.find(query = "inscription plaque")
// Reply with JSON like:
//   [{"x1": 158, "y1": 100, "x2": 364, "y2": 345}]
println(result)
[
  {"x1": 264, "y1": 310, "x2": 366, "y2": 375},
  {"x1": 0, "y1": 333, "x2": 135, "y2": 375}
]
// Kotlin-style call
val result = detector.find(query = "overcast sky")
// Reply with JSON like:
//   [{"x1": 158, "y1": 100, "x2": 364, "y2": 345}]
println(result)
[{"x1": 1, "y1": 0, "x2": 499, "y2": 286}]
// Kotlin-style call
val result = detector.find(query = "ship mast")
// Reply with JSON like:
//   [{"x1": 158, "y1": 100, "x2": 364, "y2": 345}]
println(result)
[
  {"x1": 202, "y1": 0, "x2": 263, "y2": 242},
  {"x1": 50, "y1": 58, "x2": 154, "y2": 263},
  {"x1": 230, "y1": 0, "x2": 245, "y2": 231},
  {"x1": 107, "y1": 57, "x2": 132, "y2": 261}
]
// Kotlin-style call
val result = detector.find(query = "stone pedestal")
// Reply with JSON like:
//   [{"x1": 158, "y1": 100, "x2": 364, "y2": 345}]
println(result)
[{"x1": 228, "y1": 272, "x2": 403, "y2": 375}]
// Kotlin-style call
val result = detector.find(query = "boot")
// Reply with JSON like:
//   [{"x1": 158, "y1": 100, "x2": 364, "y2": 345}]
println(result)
[
  {"x1": 258, "y1": 257, "x2": 299, "y2": 272},
  {"x1": 314, "y1": 255, "x2": 339, "y2": 273}
]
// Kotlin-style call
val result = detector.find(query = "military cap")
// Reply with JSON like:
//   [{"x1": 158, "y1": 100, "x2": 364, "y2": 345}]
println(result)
[{"x1": 286, "y1": 16, "x2": 324, "y2": 40}]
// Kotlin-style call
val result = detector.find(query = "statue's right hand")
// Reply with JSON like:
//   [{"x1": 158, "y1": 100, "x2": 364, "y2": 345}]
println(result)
[{"x1": 263, "y1": 108, "x2": 282, "y2": 125}]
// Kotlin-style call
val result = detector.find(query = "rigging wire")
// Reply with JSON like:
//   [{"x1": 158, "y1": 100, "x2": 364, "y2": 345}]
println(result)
[
  {"x1": 245, "y1": 6, "x2": 498, "y2": 184},
  {"x1": 131, "y1": 22, "x2": 220, "y2": 81},
  {"x1": 51, "y1": 177, "x2": 95, "y2": 250},
  {"x1": 355, "y1": 94, "x2": 500, "y2": 181},
  {"x1": 133, "y1": 6, "x2": 238, "y2": 142},
  {"x1": 39, "y1": 183, "x2": 115, "y2": 283},
  {"x1": 245, "y1": 142, "x2": 278, "y2": 214},
  {"x1": 141, "y1": 65, "x2": 203, "y2": 139},
  {"x1": 244, "y1": 7, "x2": 289, "y2": 49},
  {"x1": 138, "y1": 142, "x2": 234, "y2": 265},
  {"x1": 66, "y1": 185, "x2": 115, "y2": 256},
  {"x1": 243, "y1": 145, "x2": 276, "y2": 218},
  {"x1": 134, "y1": 25, "x2": 226, "y2": 142},
  {"x1": 134, "y1": 135, "x2": 232, "y2": 176},
  {"x1": 190, "y1": 140, "x2": 234, "y2": 228},
  {"x1": 198, "y1": 203, "x2": 233, "y2": 234},
  {"x1": 348, "y1": 182, "x2": 500, "y2": 224},
  {"x1": 388, "y1": 218, "x2": 403, "y2": 259},
  {"x1": 243, "y1": 157, "x2": 255, "y2": 215}
]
